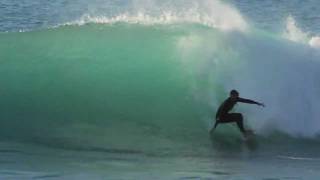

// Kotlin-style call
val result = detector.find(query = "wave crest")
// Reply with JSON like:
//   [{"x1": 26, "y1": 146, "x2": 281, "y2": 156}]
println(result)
[{"x1": 63, "y1": 0, "x2": 248, "y2": 32}]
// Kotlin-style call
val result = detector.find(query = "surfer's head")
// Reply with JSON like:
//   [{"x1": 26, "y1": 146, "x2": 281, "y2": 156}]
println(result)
[{"x1": 230, "y1": 89, "x2": 239, "y2": 99}]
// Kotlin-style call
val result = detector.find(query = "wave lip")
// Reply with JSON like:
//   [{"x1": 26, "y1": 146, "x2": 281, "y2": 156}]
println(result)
[
  {"x1": 64, "y1": 11, "x2": 248, "y2": 32},
  {"x1": 62, "y1": 0, "x2": 248, "y2": 32}
]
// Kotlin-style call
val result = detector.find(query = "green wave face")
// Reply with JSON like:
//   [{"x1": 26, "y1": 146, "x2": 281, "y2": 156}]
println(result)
[{"x1": 0, "y1": 24, "x2": 233, "y2": 151}]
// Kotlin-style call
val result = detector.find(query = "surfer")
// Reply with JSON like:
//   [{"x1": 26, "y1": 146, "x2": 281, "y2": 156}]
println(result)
[{"x1": 211, "y1": 89, "x2": 264, "y2": 137}]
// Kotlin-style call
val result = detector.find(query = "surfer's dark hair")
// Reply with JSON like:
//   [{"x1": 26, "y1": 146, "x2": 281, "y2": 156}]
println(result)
[{"x1": 230, "y1": 89, "x2": 239, "y2": 96}]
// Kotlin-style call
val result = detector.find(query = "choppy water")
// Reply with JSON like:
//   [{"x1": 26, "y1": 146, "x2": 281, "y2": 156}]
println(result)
[{"x1": 1, "y1": 0, "x2": 320, "y2": 179}]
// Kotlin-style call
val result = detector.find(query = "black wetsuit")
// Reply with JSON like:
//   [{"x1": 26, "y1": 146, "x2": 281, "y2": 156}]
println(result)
[{"x1": 214, "y1": 97, "x2": 259, "y2": 133}]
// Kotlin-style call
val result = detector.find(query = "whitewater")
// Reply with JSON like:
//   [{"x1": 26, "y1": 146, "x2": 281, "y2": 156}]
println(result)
[{"x1": 1, "y1": 0, "x2": 320, "y2": 179}]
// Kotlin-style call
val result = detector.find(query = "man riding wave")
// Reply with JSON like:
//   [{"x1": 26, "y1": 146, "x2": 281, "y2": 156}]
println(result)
[{"x1": 211, "y1": 89, "x2": 265, "y2": 137}]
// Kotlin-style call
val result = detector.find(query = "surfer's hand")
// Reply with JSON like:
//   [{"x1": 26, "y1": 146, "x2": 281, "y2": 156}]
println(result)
[{"x1": 258, "y1": 102, "x2": 265, "y2": 107}]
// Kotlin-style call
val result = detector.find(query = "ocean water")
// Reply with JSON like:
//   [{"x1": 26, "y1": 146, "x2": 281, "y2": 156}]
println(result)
[{"x1": 1, "y1": 0, "x2": 320, "y2": 179}]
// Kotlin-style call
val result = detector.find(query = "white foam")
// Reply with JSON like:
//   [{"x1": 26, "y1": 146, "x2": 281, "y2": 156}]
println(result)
[
  {"x1": 64, "y1": 0, "x2": 249, "y2": 32},
  {"x1": 283, "y1": 15, "x2": 320, "y2": 49},
  {"x1": 283, "y1": 16, "x2": 308, "y2": 43},
  {"x1": 176, "y1": 17, "x2": 320, "y2": 138},
  {"x1": 278, "y1": 156, "x2": 320, "y2": 161},
  {"x1": 230, "y1": 33, "x2": 320, "y2": 137},
  {"x1": 309, "y1": 36, "x2": 320, "y2": 48}
]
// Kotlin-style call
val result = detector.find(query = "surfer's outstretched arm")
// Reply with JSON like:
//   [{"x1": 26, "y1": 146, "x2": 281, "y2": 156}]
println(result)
[{"x1": 238, "y1": 98, "x2": 265, "y2": 107}]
